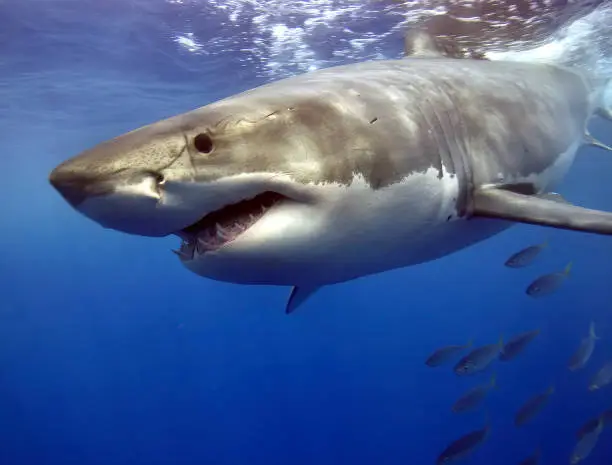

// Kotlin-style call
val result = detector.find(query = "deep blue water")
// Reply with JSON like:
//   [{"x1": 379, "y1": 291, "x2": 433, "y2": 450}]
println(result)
[{"x1": 2, "y1": 1, "x2": 612, "y2": 464}]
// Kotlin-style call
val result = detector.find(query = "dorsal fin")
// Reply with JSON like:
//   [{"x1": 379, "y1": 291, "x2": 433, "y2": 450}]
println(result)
[
  {"x1": 403, "y1": 29, "x2": 489, "y2": 60},
  {"x1": 404, "y1": 29, "x2": 445, "y2": 58}
]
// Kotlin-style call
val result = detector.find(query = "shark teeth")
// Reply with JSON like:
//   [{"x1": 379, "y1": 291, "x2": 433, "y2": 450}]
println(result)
[
  {"x1": 173, "y1": 192, "x2": 287, "y2": 260},
  {"x1": 172, "y1": 238, "x2": 196, "y2": 260},
  {"x1": 172, "y1": 194, "x2": 284, "y2": 261},
  {"x1": 215, "y1": 223, "x2": 232, "y2": 241}
]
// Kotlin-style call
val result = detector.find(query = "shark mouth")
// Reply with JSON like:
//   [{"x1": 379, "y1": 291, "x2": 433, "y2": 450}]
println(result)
[{"x1": 173, "y1": 191, "x2": 286, "y2": 260}]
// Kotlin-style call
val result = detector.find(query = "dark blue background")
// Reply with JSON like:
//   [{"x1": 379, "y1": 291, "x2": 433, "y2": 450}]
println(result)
[{"x1": 1, "y1": 1, "x2": 611, "y2": 464}]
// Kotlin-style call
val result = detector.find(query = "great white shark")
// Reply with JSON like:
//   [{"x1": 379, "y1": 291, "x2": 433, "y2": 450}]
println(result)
[{"x1": 49, "y1": 31, "x2": 612, "y2": 313}]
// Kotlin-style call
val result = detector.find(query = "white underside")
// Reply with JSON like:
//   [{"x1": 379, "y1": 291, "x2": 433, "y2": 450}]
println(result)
[
  {"x1": 181, "y1": 166, "x2": 498, "y2": 285},
  {"x1": 181, "y1": 137, "x2": 584, "y2": 286}
]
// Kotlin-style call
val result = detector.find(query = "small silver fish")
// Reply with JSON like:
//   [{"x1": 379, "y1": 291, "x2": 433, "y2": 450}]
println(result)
[
  {"x1": 518, "y1": 447, "x2": 541, "y2": 465},
  {"x1": 576, "y1": 410, "x2": 612, "y2": 441},
  {"x1": 437, "y1": 421, "x2": 490, "y2": 464},
  {"x1": 526, "y1": 262, "x2": 572, "y2": 298},
  {"x1": 570, "y1": 416, "x2": 604, "y2": 464},
  {"x1": 514, "y1": 385, "x2": 555, "y2": 427},
  {"x1": 576, "y1": 415, "x2": 604, "y2": 441},
  {"x1": 454, "y1": 336, "x2": 503, "y2": 376},
  {"x1": 588, "y1": 360, "x2": 612, "y2": 391},
  {"x1": 452, "y1": 373, "x2": 497, "y2": 413},
  {"x1": 499, "y1": 329, "x2": 541, "y2": 362},
  {"x1": 568, "y1": 322, "x2": 599, "y2": 371},
  {"x1": 425, "y1": 339, "x2": 473, "y2": 367},
  {"x1": 505, "y1": 241, "x2": 548, "y2": 268}
]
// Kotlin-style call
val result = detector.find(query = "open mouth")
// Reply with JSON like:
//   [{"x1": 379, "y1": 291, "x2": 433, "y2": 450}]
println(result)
[{"x1": 173, "y1": 191, "x2": 286, "y2": 260}]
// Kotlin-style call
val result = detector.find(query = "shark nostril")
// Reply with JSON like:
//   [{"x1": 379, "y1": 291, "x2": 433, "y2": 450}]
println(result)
[
  {"x1": 141, "y1": 171, "x2": 165, "y2": 194},
  {"x1": 154, "y1": 172, "x2": 166, "y2": 185}
]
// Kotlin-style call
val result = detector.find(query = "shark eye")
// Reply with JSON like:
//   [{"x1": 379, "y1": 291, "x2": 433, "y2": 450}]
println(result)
[{"x1": 193, "y1": 133, "x2": 214, "y2": 154}]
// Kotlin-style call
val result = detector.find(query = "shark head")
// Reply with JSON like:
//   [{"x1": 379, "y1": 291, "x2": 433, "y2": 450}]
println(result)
[
  {"x1": 49, "y1": 96, "x2": 325, "y2": 236},
  {"x1": 49, "y1": 79, "x2": 406, "y2": 285}
]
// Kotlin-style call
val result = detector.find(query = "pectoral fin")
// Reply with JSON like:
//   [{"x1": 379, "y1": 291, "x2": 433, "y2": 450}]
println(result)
[
  {"x1": 472, "y1": 188, "x2": 612, "y2": 235},
  {"x1": 286, "y1": 286, "x2": 320, "y2": 314}
]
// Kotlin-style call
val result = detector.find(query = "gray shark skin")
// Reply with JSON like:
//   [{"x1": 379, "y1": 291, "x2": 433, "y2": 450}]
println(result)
[{"x1": 49, "y1": 31, "x2": 612, "y2": 312}]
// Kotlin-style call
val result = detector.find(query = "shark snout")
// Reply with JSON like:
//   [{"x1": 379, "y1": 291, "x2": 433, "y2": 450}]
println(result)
[
  {"x1": 49, "y1": 164, "x2": 115, "y2": 207},
  {"x1": 49, "y1": 157, "x2": 191, "y2": 237}
]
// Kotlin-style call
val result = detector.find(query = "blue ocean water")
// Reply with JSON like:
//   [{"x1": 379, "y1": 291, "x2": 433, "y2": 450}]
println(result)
[{"x1": 2, "y1": 1, "x2": 612, "y2": 464}]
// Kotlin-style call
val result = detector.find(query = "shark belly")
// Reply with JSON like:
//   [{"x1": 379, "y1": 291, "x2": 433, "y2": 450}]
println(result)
[{"x1": 181, "y1": 167, "x2": 512, "y2": 286}]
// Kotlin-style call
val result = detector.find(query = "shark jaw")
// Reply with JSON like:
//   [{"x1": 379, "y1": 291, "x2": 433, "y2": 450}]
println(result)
[{"x1": 172, "y1": 191, "x2": 288, "y2": 260}]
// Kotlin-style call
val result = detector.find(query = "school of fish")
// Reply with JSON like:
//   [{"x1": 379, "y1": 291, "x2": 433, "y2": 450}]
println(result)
[{"x1": 426, "y1": 239, "x2": 610, "y2": 464}]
